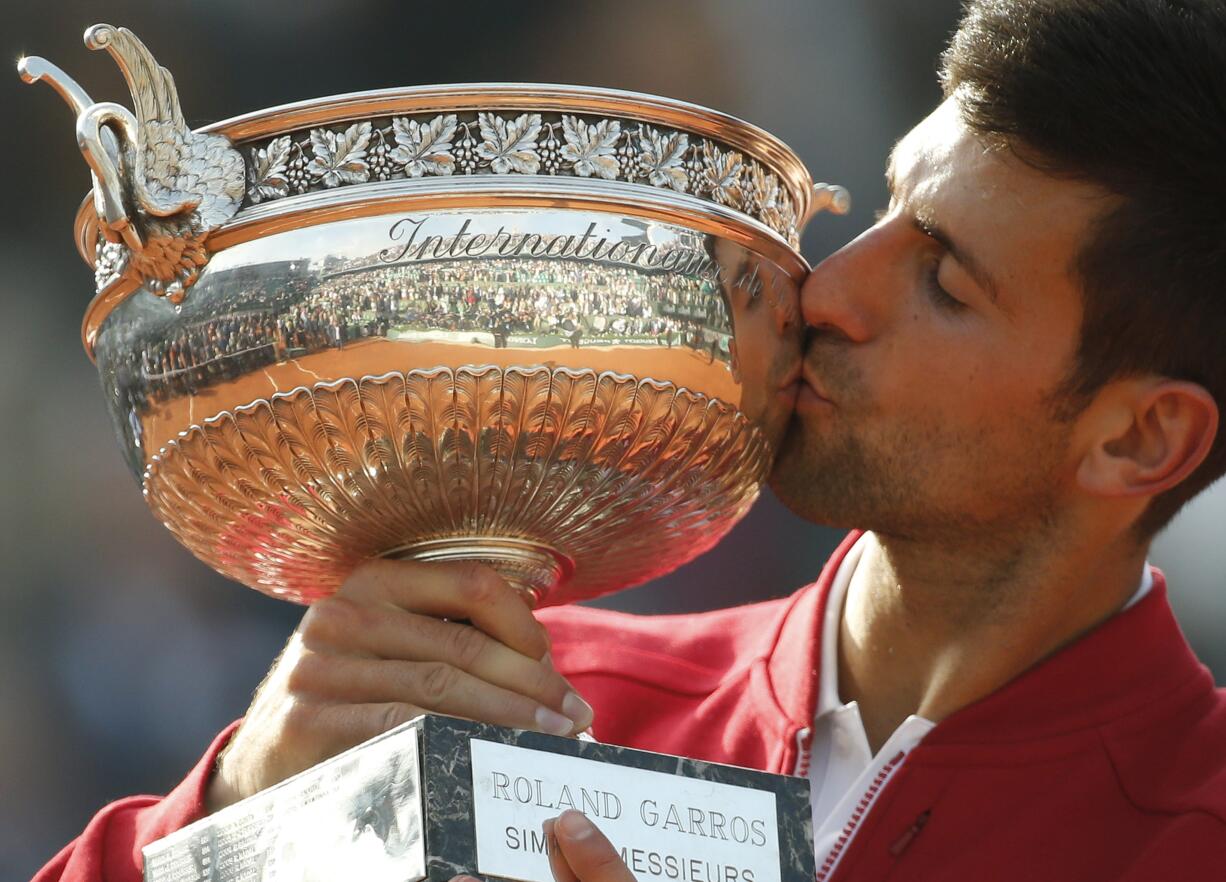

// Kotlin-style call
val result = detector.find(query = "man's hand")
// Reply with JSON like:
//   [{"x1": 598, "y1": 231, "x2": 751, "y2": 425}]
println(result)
[
  {"x1": 450, "y1": 811, "x2": 635, "y2": 882},
  {"x1": 545, "y1": 811, "x2": 636, "y2": 882},
  {"x1": 206, "y1": 559, "x2": 593, "y2": 812}
]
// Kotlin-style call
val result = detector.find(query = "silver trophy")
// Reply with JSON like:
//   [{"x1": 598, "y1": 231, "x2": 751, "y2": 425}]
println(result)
[{"x1": 21, "y1": 24, "x2": 849, "y2": 882}]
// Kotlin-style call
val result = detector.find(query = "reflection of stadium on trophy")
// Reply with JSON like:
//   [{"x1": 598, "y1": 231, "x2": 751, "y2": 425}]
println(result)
[{"x1": 116, "y1": 256, "x2": 734, "y2": 419}]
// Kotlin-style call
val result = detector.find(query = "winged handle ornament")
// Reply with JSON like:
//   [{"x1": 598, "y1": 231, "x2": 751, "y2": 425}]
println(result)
[{"x1": 18, "y1": 24, "x2": 245, "y2": 303}]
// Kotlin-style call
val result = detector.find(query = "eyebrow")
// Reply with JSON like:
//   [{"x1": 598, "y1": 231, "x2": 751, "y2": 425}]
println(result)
[{"x1": 885, "y1": 149, "x2": 1002, "y2": 304}]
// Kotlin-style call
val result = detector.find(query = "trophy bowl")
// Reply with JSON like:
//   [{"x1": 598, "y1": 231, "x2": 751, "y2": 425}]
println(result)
[{"x1": 22, "y1": 25, "x2": 849, "y2": 607}]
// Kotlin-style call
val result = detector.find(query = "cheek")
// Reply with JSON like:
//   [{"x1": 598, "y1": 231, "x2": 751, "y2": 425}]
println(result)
[
  {"x1": 869, "y1": 328, "x2": 991, "y2": 408},
  {"x1": 866, "y1": 358, "x2": 1051, "y2": 469}
]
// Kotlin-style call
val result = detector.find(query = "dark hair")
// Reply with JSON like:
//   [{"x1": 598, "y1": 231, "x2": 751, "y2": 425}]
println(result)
[{"x1": 940, "y1": 0, "x2": 1226, "y2": 536}]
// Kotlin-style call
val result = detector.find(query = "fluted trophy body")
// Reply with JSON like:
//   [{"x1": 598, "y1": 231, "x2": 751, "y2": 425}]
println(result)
[{"x1": 24, "y1": 26, "x2": 849, "y2": 606}]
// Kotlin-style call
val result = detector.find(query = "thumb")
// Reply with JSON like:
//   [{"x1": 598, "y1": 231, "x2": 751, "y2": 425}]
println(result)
[{"x1": 548, "y1": 810, "x2": 636, "y2": 882}]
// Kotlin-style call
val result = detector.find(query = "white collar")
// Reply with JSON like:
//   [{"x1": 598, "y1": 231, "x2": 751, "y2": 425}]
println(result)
[{"x1": 816, "y1": 534, "x2": 868, "y2": 717}]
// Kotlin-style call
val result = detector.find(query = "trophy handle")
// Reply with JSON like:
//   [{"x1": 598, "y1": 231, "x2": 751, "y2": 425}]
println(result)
[
  {"x1": 808, "y1": 182, "x2": 852, "y2": 220},
  {"x1": 18, "y1": 57, "x2": 140, "y2": 250},
  {"x1": 17, "y1": 55, "x2": 94, "y2": 114},
  {"x1": 77, "y1": 103, "x2": 145, "y2": 251},
  {"x1": 18, "y1": 24, "x2": 246, "y2": 301}
]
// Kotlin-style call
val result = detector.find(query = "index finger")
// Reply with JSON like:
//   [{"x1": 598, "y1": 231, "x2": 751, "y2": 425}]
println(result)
[{"x1": 341, "y1": 558, "x2": 549, "y2": 661}]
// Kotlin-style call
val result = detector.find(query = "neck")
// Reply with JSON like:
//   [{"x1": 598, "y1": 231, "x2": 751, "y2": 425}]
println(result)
[{"x1": 837, "y1": 525, "x2": 1148, "y2": 754}]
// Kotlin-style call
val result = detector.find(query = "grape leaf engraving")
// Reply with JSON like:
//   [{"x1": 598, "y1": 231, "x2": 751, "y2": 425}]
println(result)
[
  {"x1": 390, "y1": 114, "x2": 458, "y2": 178},
  {"x1": 701, "y1": 141, "x2": 745, "y2": 208},
  {"x1": 560, "y1": 115, "x2": 621, "y2": 180},
  {"x1": 248, "y1": 135, "x2": 292, "y2": 202},
  {"x1": 477, "y1": 112, "x2": 543, "y2": 174},
  {"x1": 638, "y1": 127, "x2": 690, "y2": 192},
  {"x1": 308, "y1": 122, "x2": 372, "y2": 187}
]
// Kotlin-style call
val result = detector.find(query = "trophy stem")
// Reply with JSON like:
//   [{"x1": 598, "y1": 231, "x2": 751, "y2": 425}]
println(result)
[{"x1": 384, "y1": 536, "x2": 575, "y2": 607}]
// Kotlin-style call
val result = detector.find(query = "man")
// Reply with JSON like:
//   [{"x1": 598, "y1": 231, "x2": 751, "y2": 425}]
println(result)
[{"x1": 35, "y1": 0, "x2": 1226, "y2": 880}]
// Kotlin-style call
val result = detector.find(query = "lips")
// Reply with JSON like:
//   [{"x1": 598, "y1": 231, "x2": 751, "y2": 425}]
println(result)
[
  {"x1": 777, "y1": 359, "x2": 834, "y2": 407},
  {"x1": 778, "y1": 364, "x2": 803, "y2": 391},
  {"x1": 800, "y1": 368, "x2": 833, "y2": 404}
]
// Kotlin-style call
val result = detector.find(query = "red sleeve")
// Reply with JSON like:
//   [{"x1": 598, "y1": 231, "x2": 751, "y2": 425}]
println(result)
[{"x1": 32, "y1": 721, "x2": 240, "y2": 882}]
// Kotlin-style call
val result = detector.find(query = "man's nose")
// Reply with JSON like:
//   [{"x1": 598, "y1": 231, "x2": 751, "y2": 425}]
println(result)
[{"x1": 800, "y1": 223, "x2": 894, "y2": 344}]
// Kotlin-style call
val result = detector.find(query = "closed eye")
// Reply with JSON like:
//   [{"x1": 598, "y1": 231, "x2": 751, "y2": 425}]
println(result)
[{"x1": 924, "y1": 259, "x2": 966, "y2": 313}]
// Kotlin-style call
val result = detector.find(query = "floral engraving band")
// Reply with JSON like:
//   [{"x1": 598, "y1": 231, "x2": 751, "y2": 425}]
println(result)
[
  {"x1": 27, "y1": 24, "x2": 837, "y2": 315},
  {"x1": 245, "y1": 112, "x2": 803, "y2": 247}
]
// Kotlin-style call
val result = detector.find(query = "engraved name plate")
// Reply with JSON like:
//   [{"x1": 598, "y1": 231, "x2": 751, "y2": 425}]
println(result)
[
  {"x1": 471, "y1": 740, "x2": 782, "y2": 882},
  {"x1": 142, "y1": 715, "x2": 814, "y2": 882}
]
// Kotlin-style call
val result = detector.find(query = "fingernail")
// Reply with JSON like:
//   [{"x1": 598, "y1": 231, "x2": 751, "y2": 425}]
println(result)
[
  {"x1": 535, "y1": 705, "x2": 575, "y2": 736},
  {"x1": 562, "y1": 692, "x2": 594, "y2": 729},
  {"x1": 557, "y1": 809, "x2": 594, "y2": 840},
  {"x1": 541, "y1": 651, "x2": 554, "y2": 669}
]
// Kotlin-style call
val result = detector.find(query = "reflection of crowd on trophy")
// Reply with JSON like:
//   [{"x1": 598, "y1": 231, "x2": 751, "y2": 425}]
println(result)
[
  {"x1": 139, "y1": 313, "x2": 283, "y2": 386},
  {"x1": 120, "y1": 258, "x2": 731, "y2": 413},
  {"x1": 348, "y1": 260, "x2": 730, "y2": 350}
]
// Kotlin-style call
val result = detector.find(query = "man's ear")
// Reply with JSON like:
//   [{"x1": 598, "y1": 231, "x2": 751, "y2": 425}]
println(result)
[{"x1": 1077, "y1": 378, "x2": 1219, "y2": 498}]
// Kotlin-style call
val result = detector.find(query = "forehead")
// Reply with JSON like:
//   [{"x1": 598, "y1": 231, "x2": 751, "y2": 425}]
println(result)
[
  {"x1": 888, "y1": 98, "x2": 1112, "y2": 294},
  {"x1": 889, "y1": 100, "x2": 990, "y2": 206}
]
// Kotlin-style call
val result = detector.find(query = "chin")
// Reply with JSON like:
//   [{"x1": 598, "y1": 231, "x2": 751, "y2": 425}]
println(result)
[
  {"x1": 766, "y1": 419, "x2": 887, "y2": 531},
  {"x1": 767, "y1": 455, "x2": 850, "y2": 529}
]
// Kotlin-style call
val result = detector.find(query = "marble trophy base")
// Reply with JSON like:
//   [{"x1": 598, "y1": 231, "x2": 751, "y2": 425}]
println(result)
[{"x1": 142, "y1": 715, "x2": 814, "y2": 882}]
